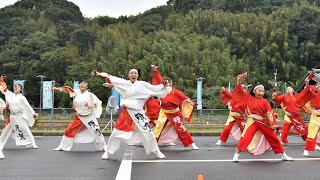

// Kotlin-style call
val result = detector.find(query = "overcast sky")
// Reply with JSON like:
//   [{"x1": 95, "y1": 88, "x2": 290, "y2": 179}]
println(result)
[{"x1": 0, "y1": 0, "x2": 168, "y2": 18}]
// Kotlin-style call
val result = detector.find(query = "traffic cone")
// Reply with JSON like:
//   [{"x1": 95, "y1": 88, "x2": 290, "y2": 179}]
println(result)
[{"x1": 197, "y1": 174, "x2": 204, "y2": 180}]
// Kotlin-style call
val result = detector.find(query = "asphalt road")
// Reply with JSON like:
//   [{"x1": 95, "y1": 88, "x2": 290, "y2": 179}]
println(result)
[{"x1": 0, "y1": 136, "x2": 319, "y2": 180}]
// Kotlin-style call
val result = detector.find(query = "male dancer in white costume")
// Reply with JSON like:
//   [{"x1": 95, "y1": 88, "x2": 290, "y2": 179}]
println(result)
[{"x1": 92, "y1": 69, "x2": 172, "y2": 159}]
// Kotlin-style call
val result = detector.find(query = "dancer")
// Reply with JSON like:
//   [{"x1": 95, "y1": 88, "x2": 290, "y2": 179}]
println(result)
[
  {"x1": 0, "y1": 75, "x2": 7, "y2": 121},
  {"x1": 151, "y1": 66, "x2": 199, "y2": 150},
  {"x1": 92, "y1": 69, "x2": 172, "y2": 159},
  {"x1": 231, "y1": 72, "x2": 293, "y2": 162},
  {"x1": 302, "y1": 77, "x2": 320, "y2": 156},
  {"x1": 0, "y1": 97, "x2": 5, "y2": 121},
  {"x1": 0, "y1": 78, "x2": 39, "y2": 159},
  {"x1": 144, "y1": 65, "x2": 165, "y2": 128},
  {"x1": 216, "y1": 87, "x2": 246, "y2": 145},
  {"x1": 145, "y1": 96, "x2": 160, "y2": 128},
  {"x1": 52, "y1": 81, "x2": 107, "y2": 151},
  {"x1": 272, "y1": 87, "x2": 308, "y2": 144}
]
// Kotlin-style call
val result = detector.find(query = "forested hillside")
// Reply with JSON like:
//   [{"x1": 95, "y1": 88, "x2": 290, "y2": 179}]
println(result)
[{"x1": 0, "y1": 0, "x2": 320, "y2": 108}]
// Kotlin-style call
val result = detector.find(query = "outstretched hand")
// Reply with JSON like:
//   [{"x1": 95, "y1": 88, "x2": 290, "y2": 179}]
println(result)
[
  {"x1": 272, "y1": 92, "x2": 277, "y2": 98},
  {"x1": 151, "y1": 64, "x2": 158, "y2": 71},
  {"x1": 33, "y1": 113, "x2": 39, "y2": 118},
  {"x1": 305, "y1": 77, "x2": 310, "y2": 86},
  {"x1": 103, "y1": 82, "x2": 114, "y2": 88},
  {"x1": 236, "y1": 72, "x2": 248, "y2": 84},
  {"x1": 0, "y1": 75, "x2": 6, "y2": 81},
  {"x1": 91, "y1": 70, "x2": 99, "y2": 77},
  {"x1": 51, "y1": 87, "x2": 60, "y2": 91}
]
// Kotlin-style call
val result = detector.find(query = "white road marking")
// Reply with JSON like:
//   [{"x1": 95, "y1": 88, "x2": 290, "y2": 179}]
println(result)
[
  {"x1": 115, "y1": 153, "x2": 133, "y2": 180},
  {"x1": 133, "y1": 157, "x2": 320, "y2": 163},
  {"x1": 159, "y1": 145, "x2": 306, "y2": 151}
]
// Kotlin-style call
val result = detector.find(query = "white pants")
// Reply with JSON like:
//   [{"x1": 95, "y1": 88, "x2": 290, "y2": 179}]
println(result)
[
  {"x1": 0, "y1": 122, "x2": 36, "y2": 149},
  {"x1": 106, "y1": 128, "x2": 159, "y2": 154}
]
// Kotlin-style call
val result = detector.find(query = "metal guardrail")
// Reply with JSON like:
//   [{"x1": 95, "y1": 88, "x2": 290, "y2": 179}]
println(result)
[{"x1": 1, "y1": 108, "x2": 310, "y2": 128}]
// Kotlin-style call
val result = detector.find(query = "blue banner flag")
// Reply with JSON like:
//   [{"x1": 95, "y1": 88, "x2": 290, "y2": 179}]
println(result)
[
  {"x1": 197, "y1": 80, "x2": 203, "y2": 109},
  {"x1": 43, "y1": 81, "x2": 53, "y2": 109},
  {"x1": 111, "y1": 87, "x2": 121, "y2": 108}
]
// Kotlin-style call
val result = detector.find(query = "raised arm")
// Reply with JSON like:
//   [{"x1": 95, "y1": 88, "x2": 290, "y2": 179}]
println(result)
[
  {"x1": 92, "y1": 70, "x2": 132, "y2": 96},
  {"x1": 295, "y1": 86, "x2": 312, "y2": 107},
  {"x1": 221, "y1": 87, "x2": 232, "y2": 105},
  {"x1": 151, "y1": 65, "x2": 163, "y2": 85},
  {"x1": 142, "y1": 81, "x2": 172, "y2": 98}
]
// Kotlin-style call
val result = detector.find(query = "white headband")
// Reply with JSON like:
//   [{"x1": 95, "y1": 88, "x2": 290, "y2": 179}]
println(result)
[
  {"x1": 253, "y1": 85, "x2": 264, "y2": 91},
  {"x1": 129, "y1": 69, "x2": 138, "y2": 74},
  {"x1": 80, "y1": 81, "x2": 88, "y2": 85}
]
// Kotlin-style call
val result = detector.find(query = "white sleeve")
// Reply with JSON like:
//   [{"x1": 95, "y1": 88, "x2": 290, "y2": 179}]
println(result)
[
  {"x1": 21, "y1": 96, "x2": 35, "y2": 115},
  {"x1": 91, "y1": 93, "x2": 102, "y2": 118},
  {"x1": 108, "y1": 76, "x2": 131, "y2": 96},
  {"x1": 142, "y1": 81, "x2": 172, "y2": 98}
]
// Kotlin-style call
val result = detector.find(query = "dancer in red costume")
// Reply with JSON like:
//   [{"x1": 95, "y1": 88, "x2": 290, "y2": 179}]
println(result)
[
  {"x1": 144, "y1": 65, "x2": 162, "y2": 128},
  {"x1": 302, "y1": 75, "x2": 320, "y2": 156},
  {"x1": 232, "y1": 72, "x2": 293, "y2": 162},
  {"x1": 216, "y1": 87, "x2": 246, "y2": 145},
  {"x1": 151, "y1": 66, "x2": 198, "y2": 150},
  {"x1": 272, "y1": 87, "x2": 308, "y2": 144}
]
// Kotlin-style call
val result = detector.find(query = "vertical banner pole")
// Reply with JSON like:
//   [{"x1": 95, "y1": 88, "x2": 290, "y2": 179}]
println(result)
[
  {"x1": 197, "y1": 77, "x2": 204, "y2": 125},
  {"x1": 50, "y1": 81, "x2": 55, "y2": 128}
]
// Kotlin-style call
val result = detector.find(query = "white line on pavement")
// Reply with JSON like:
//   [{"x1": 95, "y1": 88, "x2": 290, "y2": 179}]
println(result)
[
  {"x1": 115, "y1": 153, "x2": 133, "y2": 180},
  {"x1": 132, "y1": 157, "x2": 320, "y2": 163}
]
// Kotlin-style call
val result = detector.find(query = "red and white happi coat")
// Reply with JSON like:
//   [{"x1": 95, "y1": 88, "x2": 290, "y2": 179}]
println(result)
[
  {"x1": 67, "y1": 87, "x2": 103, "y2": 143},
  {"x1": 221, "y1": 89, "x2": 246, "y2": 141},
  {"x1": 232, "y1": 84, "x2": 278, "y2": 156},
  {"x1": 150, "y1": 70, "x2": 193, "y2": 145},
  {"x1": 273, "y1": 91, "x2": 309, "y2": 136}
]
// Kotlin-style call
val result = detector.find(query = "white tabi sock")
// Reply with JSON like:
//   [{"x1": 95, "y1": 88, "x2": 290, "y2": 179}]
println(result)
[
  {"x1": 154, "y1": 150, "x2": 165, "y2": 159},
  {"x1": 216, "y1": 140, "x2": 222, "y2": 146},
  {"x1": 281, "y1": 152, "x2": 294, "y2": 161},
  {"x1": 191, "y1": 143, "x2": 199, "y2": 150},
  {"x1": 101, "y1": 151, "x2": 110, "y2": 160},
  {"x1": 232, "y1": 152, "x2": 240, "y2": 162},
  {"x1": 0, "y1": 150, "x2": 4, "y2": 159},
  {"x1": 303, "y1": 150, "x2": 310, "y2": 157}
]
